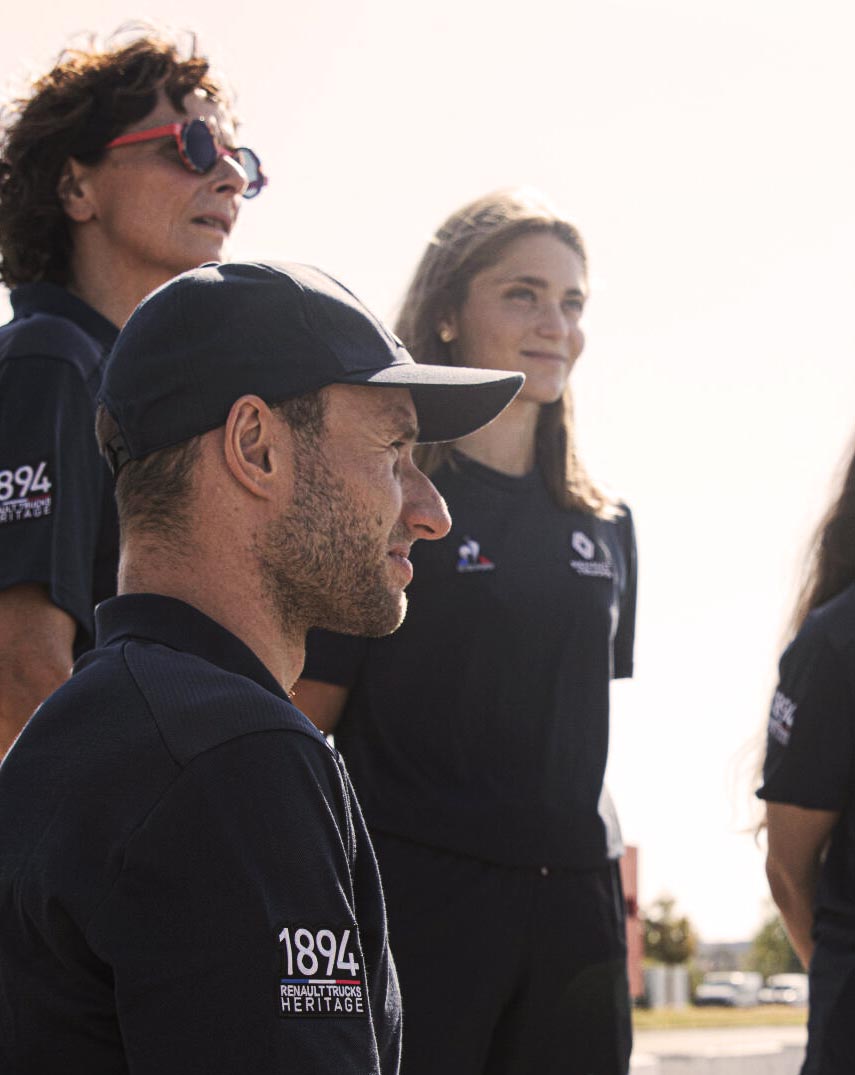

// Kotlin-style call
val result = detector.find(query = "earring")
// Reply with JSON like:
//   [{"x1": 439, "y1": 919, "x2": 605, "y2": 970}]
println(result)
[{"x1": 439, "y1": 326, "x2": 455, "y2": 344}]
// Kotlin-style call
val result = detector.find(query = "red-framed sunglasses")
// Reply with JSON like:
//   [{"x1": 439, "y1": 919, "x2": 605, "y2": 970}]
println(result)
[{"x1": 105, "y1": 118, "x2": 267, "y2": 199}]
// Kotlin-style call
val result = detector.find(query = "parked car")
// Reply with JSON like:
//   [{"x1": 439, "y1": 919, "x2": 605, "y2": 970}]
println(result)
[
  {"x1": 693, "y1": 971, "x2": 763, "y2": 1007},
  {"x1": 758, "y1": 973, "x2": 809, "y2": 1005}
]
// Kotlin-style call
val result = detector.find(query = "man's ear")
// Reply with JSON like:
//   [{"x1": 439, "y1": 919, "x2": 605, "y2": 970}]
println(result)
[
  {"x1": 57, "y1": 159, "x2": 97, "y2": 224},
  {"x1": 223, "y1": 396, "x2": 293, "y2": 501}
]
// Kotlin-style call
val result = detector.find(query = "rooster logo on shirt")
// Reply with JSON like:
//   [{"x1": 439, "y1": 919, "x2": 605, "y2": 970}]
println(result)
[{"x1": 456, "y1": 537, "x2": 495, "y2": 573}]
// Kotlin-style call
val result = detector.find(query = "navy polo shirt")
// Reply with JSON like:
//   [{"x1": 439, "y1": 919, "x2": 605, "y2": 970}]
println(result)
[
  {"x1": 0, "y1": 594, "x2": 401, "y2": 1074},
  {"x1": 0, "y1": 283, "x2": 119, "y2": 654}
]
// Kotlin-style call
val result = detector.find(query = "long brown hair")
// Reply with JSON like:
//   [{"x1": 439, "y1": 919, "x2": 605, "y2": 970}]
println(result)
[
  {"x1": 396, "y1": 188, "x2": 618, "y2": 517},
  {"x1": 790, "y1": 439, "x2": 855, "y2": 633}
]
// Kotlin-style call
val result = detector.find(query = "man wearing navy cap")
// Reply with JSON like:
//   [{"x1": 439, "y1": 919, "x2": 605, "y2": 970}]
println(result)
[{"x1": 0, "y1": 261, "x2": 522, "y2": 1073}]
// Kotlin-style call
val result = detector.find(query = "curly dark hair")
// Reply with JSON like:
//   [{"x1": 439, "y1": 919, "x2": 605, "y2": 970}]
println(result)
[{"x1": 0, "y1": 27, "x2": 233, "y2": 287}]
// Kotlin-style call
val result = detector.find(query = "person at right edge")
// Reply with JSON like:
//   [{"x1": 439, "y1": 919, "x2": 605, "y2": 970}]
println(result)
[
  {"x1": 297, "y1": 188, "x2": 638, "y2": 1075},
  {"x1": 759, "y1": 439, "x2": 855, "y2": 1074}
]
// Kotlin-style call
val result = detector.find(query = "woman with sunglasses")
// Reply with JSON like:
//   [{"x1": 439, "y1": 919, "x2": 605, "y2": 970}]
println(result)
[
  {"x1": 759, "y1": 441, "x2": 855, "y2": 1073},
  {"x1": 0, "y1": 28, "x2": 267, "y2": 757},
  {"x1": 298, "y1": 188, "x2": 637, "y2": 1075}
]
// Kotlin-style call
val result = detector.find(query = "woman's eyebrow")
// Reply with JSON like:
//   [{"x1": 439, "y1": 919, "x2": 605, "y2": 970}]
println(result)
[{"x1": 499, "y1": 273, "x2": 586, "y2": 297}]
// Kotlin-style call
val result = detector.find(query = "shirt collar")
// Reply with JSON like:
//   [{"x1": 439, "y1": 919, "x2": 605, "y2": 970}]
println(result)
[
  {"x1": 450, "y1": 448, "x2": 541, "y2": 493},
  {"x1": 93, "y1": 594, "x2": 289, "y2": 702},
  {"x1": 11, "y1": 282, "x2": 119, "y2": 352}
]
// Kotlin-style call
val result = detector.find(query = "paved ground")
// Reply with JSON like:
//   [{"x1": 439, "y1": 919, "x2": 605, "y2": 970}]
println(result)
[
  {"x1": 635, "y1": 1026, "x2": 807, "y2": 1055},
  {"x1": 631, "y1": 1025, "x2": 807, "y2": 1074}
]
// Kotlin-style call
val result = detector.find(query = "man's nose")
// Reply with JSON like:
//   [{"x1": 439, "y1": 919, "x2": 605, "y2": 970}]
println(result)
[{"x1": 403, "y1": 465, "x2": 451, "y2": 542}]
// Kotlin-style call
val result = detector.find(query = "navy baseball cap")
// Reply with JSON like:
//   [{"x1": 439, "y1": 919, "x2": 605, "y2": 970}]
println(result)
[{"x1": 100, "y1": 261, "x2": 524, "y2": 475}]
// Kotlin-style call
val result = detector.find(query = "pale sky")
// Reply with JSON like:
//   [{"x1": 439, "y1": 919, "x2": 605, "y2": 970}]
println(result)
[{"x1": 3, "y1": 0, "x2": 854, "y2": 942}]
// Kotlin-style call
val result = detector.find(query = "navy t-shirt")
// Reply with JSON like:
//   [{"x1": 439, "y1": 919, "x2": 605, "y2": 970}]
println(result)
[
  {"x1": 0, "y1": 595, "x2": 401, "y2": 1074},
  {"x1": 302, "y1": 454, "x2": 637, "y2": 869},
  {"x1": 0, "y1": 283, "x2": 119, "y2": 655},
  {"x1": 759, "y1": 582, "x2": 855, "y2": 947}
]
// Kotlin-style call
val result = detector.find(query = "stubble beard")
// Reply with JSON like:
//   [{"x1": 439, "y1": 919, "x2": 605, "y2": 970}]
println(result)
[{"x1": 258, "y1": 442, "x2": 407, "y2": 641}]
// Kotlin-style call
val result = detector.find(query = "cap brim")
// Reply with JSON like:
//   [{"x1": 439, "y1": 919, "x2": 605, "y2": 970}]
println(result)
[{"x1": 348, "y1": 364, "x2": 524, "y2": 442}]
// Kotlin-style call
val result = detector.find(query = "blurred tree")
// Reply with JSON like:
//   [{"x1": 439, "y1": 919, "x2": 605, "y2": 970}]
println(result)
[
  {"x1": 745, "y1": 911, "x2": 802, "y2": 977},
  {"x1": 643, "y1": 896, "x2": 698, "y2": 965}
]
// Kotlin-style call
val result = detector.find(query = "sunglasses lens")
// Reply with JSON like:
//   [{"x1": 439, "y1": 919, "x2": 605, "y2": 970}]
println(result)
[
  {"x1": 234, "y1": 148, "x2": 266, "y2": 199},
  {"x1": 183, "y1": 119, "x2": 218, "y2": 173},
  {"x1": 178, "y1": 119, "x2": 266, "y2": 198}
]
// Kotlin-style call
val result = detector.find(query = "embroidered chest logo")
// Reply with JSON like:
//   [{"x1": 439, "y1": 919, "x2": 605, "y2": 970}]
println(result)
[
  {"x1": 569, "y1": 530, "x2": 614, "y2": 578},
  {"x1": 277, "y1": 924, "x2": 366, "y2": 1018},
  {"x1": 768, "y1": 690, "x2": 797, "y2": 747},
  {"x1": 456, "y1": 536, "x2": 496, "y2": 573},
  {"x1": 0, "y1": 460, "x2": 52, "y2": 526}
]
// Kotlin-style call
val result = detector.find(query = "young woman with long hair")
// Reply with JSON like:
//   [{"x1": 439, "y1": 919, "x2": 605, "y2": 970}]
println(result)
[
  {"x1": 759, "y1": 443, "x2": 855, "y2": 1074},
  {"x1": 298, "y1": 188, "x2": 637, "y2": 1075}
]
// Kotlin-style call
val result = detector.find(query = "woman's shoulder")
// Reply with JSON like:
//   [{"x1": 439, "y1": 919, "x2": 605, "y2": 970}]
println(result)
[
  {"x1": 789, "y1": 582, "x2": 855, "y2": 669},
  {"x1": 807, "y1": 581, "x2": 855, "y2": 628},
  {"x1": 588, "y1": 498, "x2": 635, "y2": 542}
]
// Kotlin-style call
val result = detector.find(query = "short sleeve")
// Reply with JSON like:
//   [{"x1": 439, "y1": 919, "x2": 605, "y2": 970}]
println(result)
[
  {"x1": 0, "y1": 356, "x2": 105, "y2": 638},
  {"x1": 87, "y1": 734, "x2": 389, "y2": 1073},
  {"x1": 758, "y1": 620, "x2": 854, "y2": 810},
  {"x1": 303, "y1": 627, "x2": 370, "y2": 687},
  {"x1": 612, "y1": 505, "x2": 637, "y2": 680}
]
